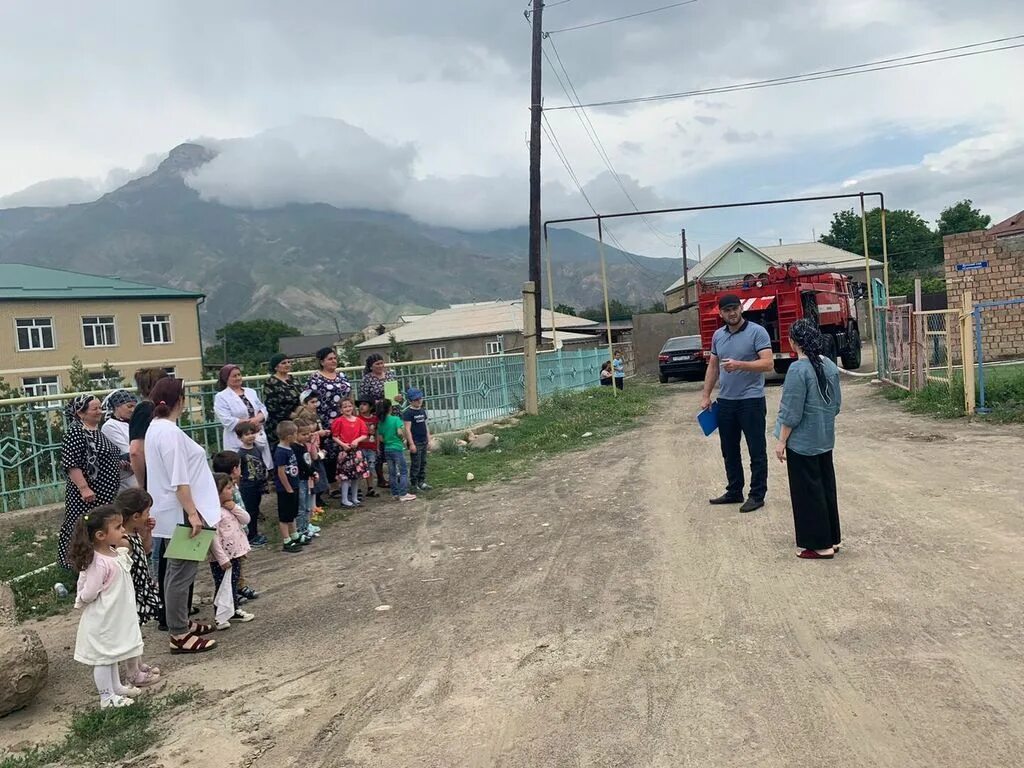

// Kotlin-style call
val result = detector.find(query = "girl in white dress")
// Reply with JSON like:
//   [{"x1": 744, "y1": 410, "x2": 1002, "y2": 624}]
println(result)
[{"x1": 71, "y1": 505, "x2": 146, "y2": 709}]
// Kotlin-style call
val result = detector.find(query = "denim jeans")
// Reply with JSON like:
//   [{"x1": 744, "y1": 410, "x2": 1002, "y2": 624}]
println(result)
[
  {"x1": 385, "y1": 449, "x2": 409, "y2": 497},
  {"x1": 409, "y1": 441, "x2": 428, "y2": 487},
  {"x1": 296, "y1": 482, "x2": 311, "y2": 533},
  {"x1": 717, "y1": 396, "x2": 768, "y2": 501}
]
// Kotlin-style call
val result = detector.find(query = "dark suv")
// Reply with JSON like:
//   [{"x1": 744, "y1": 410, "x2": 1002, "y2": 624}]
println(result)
[{"x1": 658, "y1": 335, "x2": 705, "y2": 383}]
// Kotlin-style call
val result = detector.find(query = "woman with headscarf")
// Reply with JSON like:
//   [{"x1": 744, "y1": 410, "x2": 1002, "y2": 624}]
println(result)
[
  {"x1": 306, "y1": 347, "x2": 352, "y2": 489},
  {"x1": 214, "y1": 364, "x2": 273, "y2": 469},
  {"x1": 100, "y1": 389, "x2": 139, "y2": 491},
  {"x1": 358, "y1": 354, "x2": 400, "y2": 489},
  {"x1": 57, "y1": 395, "x2": 123, "y2": 570},
  {"x1": 774, "y1": 319, "x2": 843, "y2": 560},
  {"x1": 263, "y1": 353, "x2": 301, "y2": 450}
]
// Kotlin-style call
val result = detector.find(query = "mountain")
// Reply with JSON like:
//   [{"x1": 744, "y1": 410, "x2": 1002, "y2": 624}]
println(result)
[{"x1": 0, "y1": 143, "x2": 684, "y2": 337}]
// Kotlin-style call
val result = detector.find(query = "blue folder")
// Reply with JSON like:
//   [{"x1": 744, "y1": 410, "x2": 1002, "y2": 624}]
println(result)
[{"x1": 697, "y1": 401, "x2": 720, "y2": 436}]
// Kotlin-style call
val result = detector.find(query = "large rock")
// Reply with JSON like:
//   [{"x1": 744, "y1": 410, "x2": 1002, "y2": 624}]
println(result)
[
  {"x1": 468, "y1": 433, "x2": 497, "y2": 450},
  {"x1": 0, "y1": 583, "x2": 48, "y2": 717}
]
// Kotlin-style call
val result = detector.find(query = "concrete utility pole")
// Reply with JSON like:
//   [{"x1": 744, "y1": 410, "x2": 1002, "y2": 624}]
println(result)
[
  {"x1": 528, "y1": 0, "x2": 544, "y2": 344},
  {"x1": 681, "y1": 228, "x2": 688, "y2": 305}
]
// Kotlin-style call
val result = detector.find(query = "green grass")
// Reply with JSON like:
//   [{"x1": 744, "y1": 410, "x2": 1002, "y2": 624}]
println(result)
[
  {"x1": 425, "y1": 382, "x2": 666, "y2": 491},
  {"x1": 881, "y1": 362, "x2": 1024, "y2": 423},
  {"x1": 0, "y1": 528, "x2": 71, "y2": 623},
  {"x1": 0, "y1": 688, "x2": 198, "y2": 768}
]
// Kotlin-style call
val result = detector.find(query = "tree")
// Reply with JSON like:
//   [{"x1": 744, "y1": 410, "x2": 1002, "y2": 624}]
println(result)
[
  {"x1": 580, "y1": 299, "x2": 634, "y2": 322},
  {"x1": 554, "y1": 303, "x2": 577, "y2": 317},
  {"x1": 203, "y1": 319, "x2": 301, "y2": 373},
  {"x1": 937, "y1": 199, "x2": 991, "y2": 237},
  {"x1": 387, "y1": 333, "x2": 412, "y2": 363},
  {"x1": 820, "y1": 207, "x2": 941, "y2": 273},
  {"x1": 338, "y1": 336, "x2": 363, "y2": 367},
  {"x1": 68, "y1": 357, "x2": 92, "y2": 392}
]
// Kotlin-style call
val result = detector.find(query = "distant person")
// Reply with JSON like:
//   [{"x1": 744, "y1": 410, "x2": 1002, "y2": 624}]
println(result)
[
  {"x1": 403, "y1": 388, "x2": 432, "y2": 492},
  {"x1": 307, "y1": 348, "x2": 352, "y2": 493},
  {"x1": 700, "y1": 294, "x2": 774, "y2": 513},
  {"x1": 273, "y1": 420, "x2": 306, "y2": 554},
  {"x1": 376, "y1": 399, "x2": 416, "y2": 502},
  {"x1": 214, "y1": 364, "x2": 273, "y2": 470},
  {"x1": 128, "y1": 367, "x2": 169, "y2": 490},
  {"x1": 613, "y1": 354, "x2": 625, "y2": 390},
  {"x1": 234, "y1": 423, "x2": 269, "y2": 547},
  {"x1": 330, "y1": 399, "x2": 370, "y2": 507},
  {"x1": 359, "y1": 354, "x2": 400, "y2": 490},
  {"x1": 209, "y1": 472, "x2": 255, "y2": 629},
  {"x1": 356, "y1": 399, "x2": 381, "y2": 499},
  {"x1": 774, "y1": 319, "x2": 843, "y2": 559},
  {"x1": 599, "y1": 361, "x2": 613, "y2": 387}
]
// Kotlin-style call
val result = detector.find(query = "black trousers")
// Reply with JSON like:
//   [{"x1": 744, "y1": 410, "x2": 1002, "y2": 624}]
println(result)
[
  {"x1": 786, "y1": 449, "x2": 841, "y2": 550},
  {"x1": 717, "y1": 397, "x2": 768, "y2": 501},
  {"x1": 409, "y1": 440, "x2": 428, "y2": 486},
  {"x1": 238, "y1": 484, "x2": 262, "y2": 539},
  {"x1": 210, "y1": 558, "x2": 243, "y2": 612}
]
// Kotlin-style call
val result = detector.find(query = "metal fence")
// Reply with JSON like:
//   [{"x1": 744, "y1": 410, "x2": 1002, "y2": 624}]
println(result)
[
  {"x1": 913, "y1": 309, "x2": 958, "y2": 388},
  {"x1": 970, "y1": 298, "x2": 1024, "y2": 415},
  {"x1": 875, "y1": 303, "x2": 914, "y2": 391},
  {"x1": 0, "y1": 347, "x2": 612, "y2": 514}
]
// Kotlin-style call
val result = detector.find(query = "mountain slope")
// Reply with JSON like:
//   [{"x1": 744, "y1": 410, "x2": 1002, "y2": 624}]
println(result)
[{"x1": 0, "y1": 144, "x2": 680, "y2": 336}]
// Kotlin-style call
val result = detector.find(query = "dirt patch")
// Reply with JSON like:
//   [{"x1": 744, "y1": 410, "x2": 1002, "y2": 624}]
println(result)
[{"x1": 3, "y1": 382, "x2": 1024, "y2": 767}]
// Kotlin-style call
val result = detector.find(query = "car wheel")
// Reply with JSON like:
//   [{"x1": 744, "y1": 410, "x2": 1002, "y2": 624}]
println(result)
[{"x1": 659, "y1": 373, "x2": 669, "y2": 384}]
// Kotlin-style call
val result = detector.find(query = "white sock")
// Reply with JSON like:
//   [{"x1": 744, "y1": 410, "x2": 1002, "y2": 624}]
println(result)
[
  {"x1": 111, "y1": 663, "x2": 135, "y2": 695},
  {"x1": 94, "y1": 664, "x2": 115, "y2": 701},
  {"x1": 340, "y1": 480, "x2": 353, "y2": 504},
  {"x1": 349, "y1": 484, "x2": 360, "y2": 503}
]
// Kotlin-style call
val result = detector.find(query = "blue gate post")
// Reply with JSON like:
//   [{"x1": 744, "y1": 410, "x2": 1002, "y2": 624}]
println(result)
[
  {"x1": 974, "y1": 307, "x2": 988, "y2": 413},
  {"x1": 454, "y1": 359, "x2": 467, "y2": 428}
]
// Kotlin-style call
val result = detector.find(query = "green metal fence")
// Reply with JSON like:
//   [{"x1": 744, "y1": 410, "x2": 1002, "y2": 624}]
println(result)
[{"x1": 0, "y1": 348, "x2": 610, "y2": 514}]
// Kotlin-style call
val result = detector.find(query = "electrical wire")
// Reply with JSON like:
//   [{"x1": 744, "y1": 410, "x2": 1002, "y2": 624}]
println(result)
[
  {"x1": 547, "y1": 0, "x2": 699, "y2": 34},
  {"x1": 545, "y1": 35, "x2": 1024, "y2": 110},
  {"x1": 544, "y1": 36, "x2": 680, "y2": 249}
]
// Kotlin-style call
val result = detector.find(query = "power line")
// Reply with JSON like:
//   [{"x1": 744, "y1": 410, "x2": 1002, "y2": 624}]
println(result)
[
  {"x1": 543, "y1": 34, "x2": 679, "y2": 248},
  {"x1": 547, "y1": 0, "x2": 699, "y2": 34},
  {"x1": 544, "y1": 0, "x2": 578, "y2": 7},
  {"x1": 545, "y1": 35, "x2": 1024, "y2": 109}
]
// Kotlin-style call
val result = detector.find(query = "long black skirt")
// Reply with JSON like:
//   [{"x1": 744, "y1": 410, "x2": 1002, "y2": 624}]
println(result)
[{"x1": 786, "y1": 449, "x2": 841, "y2": 550}]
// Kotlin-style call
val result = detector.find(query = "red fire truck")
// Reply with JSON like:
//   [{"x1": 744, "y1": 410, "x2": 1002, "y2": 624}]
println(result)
[{"x1": 696, "y1": 266, "x2": 862, "y2": 374}]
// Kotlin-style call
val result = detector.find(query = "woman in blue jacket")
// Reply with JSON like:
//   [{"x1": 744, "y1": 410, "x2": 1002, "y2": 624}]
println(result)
[{"x1": 774, "y1": 319, "x2": 843, "y2": 560}]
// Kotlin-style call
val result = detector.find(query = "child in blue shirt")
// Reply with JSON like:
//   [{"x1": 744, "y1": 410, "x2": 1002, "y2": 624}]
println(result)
[
  {"x1": 402, "y1": 388, "x2": 431, "y2": 492},
  {"x1": 273, "y1": 421, "x2": 304, "y2": 554}
]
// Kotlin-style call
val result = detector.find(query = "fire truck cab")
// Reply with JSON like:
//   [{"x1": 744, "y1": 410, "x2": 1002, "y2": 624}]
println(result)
[{"x1": 696, "y1": 266, "x2": 862, "y2": 374}]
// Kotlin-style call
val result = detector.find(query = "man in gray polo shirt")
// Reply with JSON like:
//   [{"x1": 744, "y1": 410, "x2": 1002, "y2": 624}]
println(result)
[{"x1": 700, "y1": 293, "x2": 774, "y2": 512}]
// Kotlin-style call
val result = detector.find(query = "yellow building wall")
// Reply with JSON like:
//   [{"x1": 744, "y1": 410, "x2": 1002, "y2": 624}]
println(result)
[{"x1": 0, "y1": 297, "x2": 204, "y2": 391}]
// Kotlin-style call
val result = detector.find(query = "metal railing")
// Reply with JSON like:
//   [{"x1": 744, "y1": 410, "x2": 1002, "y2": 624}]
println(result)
[
  {"x1": 913, "y1": 309, "x2": 958, "y2": 388},
  {"x1": 0, "y1": 347, "x2": 613, "y2": 514},
  {"x1": 971, "y1": 298, "x2": 1024, "y2": 415}
]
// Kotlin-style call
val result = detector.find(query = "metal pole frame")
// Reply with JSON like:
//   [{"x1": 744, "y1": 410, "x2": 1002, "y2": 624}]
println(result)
[
  {"x1": 596, "y1": 218, "x2": 618, "y2": 397},
  {"x1": 543, "y1": 190, "x2": 890, "y2": 375},
  {"x1": 544, "y1": 228, "x2": 558, "y2": 351}
]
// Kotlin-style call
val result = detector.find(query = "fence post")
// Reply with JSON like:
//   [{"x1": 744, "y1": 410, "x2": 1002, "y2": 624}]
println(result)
[
  {"x1": 523, "y1": 281, "x2": 539, "y2": 415},
  {"x1": 961, "y1": 289, "x2": 976, "y2": 415},
  {"x1": 454, "y1": 360, "x2": 466, "y2": 427},
  {"x1": 911, "y1": 279, "x2": 924, "y2": 391}
]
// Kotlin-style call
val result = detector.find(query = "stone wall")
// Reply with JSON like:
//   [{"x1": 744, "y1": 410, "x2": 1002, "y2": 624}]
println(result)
[{"x1": 944, "y1": 230, "x2": 1024, "y2": 361}]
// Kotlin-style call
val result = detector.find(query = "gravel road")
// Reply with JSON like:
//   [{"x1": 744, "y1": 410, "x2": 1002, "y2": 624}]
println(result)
[{"x1": 4, "y1": 380, "x2": 1024, "y2": 768}]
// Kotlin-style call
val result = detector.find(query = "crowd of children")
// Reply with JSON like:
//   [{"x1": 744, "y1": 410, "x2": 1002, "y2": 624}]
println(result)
[{"x1": 70, "y1": 387, "x2": 433, "y2": 708}]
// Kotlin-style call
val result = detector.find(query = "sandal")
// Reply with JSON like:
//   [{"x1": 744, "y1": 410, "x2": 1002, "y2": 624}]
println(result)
[
  {"x1": 139, "y1": 662, "x2": 161, "y2": 676},
  {"x1": 797, "y1": 549, "x2": 835, "y2": 559},
  {"x1": 170, "y1": 633, "x2": 217, "y2": 654},
  {"x1": 188, "y1": 621, "x2": 216, "y2": 635}
]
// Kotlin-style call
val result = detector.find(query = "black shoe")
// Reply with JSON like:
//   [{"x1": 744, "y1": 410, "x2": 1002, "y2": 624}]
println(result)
[
  {"x1": 740, "y1": 498, "x2": 765, "y2": 513},
  {"x1": 709, "y1": 494, "x2": 744, "y2": 505}
]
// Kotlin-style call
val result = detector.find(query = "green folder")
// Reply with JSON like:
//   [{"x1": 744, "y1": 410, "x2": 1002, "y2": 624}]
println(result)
[
  {"x1": 384, "y1": 380, "x2": 400, "y2": 402},
  {"x1": 164, "y1": 524, "x2": 216, "y2": 561}
]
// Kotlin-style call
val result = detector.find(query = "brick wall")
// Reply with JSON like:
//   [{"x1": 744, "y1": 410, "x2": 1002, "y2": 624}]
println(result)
[{"x1": 944, "y1": 230, "x2": 1024, "y2": 361}]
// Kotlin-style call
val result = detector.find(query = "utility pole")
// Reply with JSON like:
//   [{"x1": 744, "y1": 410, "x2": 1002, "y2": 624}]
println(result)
[
  {"x1": 681, "y1": 228, "x2": 688, "y2": 306},
  {"x1": 528, "y1": 0, "x2": 544, "y2": 345}
]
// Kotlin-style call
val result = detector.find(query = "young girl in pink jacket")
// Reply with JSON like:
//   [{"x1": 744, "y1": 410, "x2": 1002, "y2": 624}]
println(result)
[{"x1": 211, "y1": 473, "x2": 255, "y2": 630}]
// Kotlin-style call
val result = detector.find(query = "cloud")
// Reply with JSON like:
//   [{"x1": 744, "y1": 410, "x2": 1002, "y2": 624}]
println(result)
[{"x1": 0, "y1": 155, "x2": 161, "y2": 209}]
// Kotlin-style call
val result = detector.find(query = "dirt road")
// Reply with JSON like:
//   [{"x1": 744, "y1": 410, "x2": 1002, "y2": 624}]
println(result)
[{"x1": 4, "y1": 381, "x2": 1024, "y2": 767}]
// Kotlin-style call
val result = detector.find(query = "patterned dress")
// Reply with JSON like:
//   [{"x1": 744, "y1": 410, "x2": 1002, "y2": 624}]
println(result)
[
  {"x1": 307, "y1": 370, "x2": 352, "y2": 471},
  {"x1": 58, "y1": 423, "x2": 122, "y2": 571},
  {"x1": 126, "y1": 533, "x2": 161, "y2": 624},
  {"x1": 263, "y1": 374, "x2": 302, "y2": 448}
]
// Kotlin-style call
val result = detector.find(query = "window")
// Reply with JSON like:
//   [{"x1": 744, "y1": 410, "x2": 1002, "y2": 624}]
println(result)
[
  {"x1": 15, "y1": 318, "x2": 55, "y2": 351},
  {"x1": 88, "y1": 370, "x2": 122, "y2": 389},
  {"x1": 485, "y1": 339, "x2": 504, "y2": 356},
  {"x1": 22, "y1": 375, "x2": 61, "y2": 407},
  {"x1": 430, "y1": 346, "x2": 447, "y2": 369},
  {"x1": 82, "y1": 316, "x2": 117, "y2": 347},
  {"x1": 140, "y1": 314, "x2": 172, "y2": 344},
  {"x1": 163, "y1": 367, "x2": 177, "y2": 378}
]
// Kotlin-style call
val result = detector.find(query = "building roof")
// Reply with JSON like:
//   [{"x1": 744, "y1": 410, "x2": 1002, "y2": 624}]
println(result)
[
  {"x1": 0, "y1": 263, "x2": 204, "y2": 301},
  {"x1": 278, "y1": 333, "x2": 355, "y2": 358},
  {"x1": 357, "y1": 300, "x2": 596, "y2": 349},
  {"x1": 989, "y1": 210, "x2": 1024, "y2": 238},
  {"x1": 663, "y1": 239, "x2": 881, "y2": 294}
]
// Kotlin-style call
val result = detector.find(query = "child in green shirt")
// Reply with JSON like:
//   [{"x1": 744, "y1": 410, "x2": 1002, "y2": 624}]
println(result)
[{"x1": 376, "y1": 399, "x2": 416, "y2": 502}]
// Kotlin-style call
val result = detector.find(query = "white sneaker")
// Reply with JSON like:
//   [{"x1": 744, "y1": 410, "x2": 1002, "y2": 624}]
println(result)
[
  {"x1": 216, "y1": 620, "x2": 231, "y2": 631},
  {"x1": 233, "y1": 609, "x2": 255, "y2": 623},
  {"x1": 101, "y1": 694, "x2": 135, "y2": 709},
  {"x1": 118, "y1": 685, "x2": 143, "y2": 697},
  {"x1": 399, "y1": 493, "x2": 417, "y2": 502}
]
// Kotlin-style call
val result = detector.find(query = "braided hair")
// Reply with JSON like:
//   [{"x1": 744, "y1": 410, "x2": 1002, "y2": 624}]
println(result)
[{"x1": 788, "y1": 319, "x2": 832, "y2": 404}]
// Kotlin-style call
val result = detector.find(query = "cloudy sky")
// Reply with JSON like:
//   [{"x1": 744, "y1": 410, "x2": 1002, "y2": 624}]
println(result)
[{"x1": 1, "y1": 0, "x2": 1021, "y2": 260}]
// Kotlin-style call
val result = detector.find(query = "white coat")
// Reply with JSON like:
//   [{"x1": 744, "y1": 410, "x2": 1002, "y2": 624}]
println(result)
[{"x1": 213, "y1": 387, "x2": 273, "y2": 468}]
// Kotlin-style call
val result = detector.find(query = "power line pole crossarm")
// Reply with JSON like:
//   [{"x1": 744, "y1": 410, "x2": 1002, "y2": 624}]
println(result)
[{"x1": 528, "y1": 0, "x2": 545, "y2": 347}]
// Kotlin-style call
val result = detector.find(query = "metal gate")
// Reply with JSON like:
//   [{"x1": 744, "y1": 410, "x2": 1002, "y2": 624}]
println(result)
[{"x1": 876, "y1": 303, "x2": 914, "y2": 390}]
